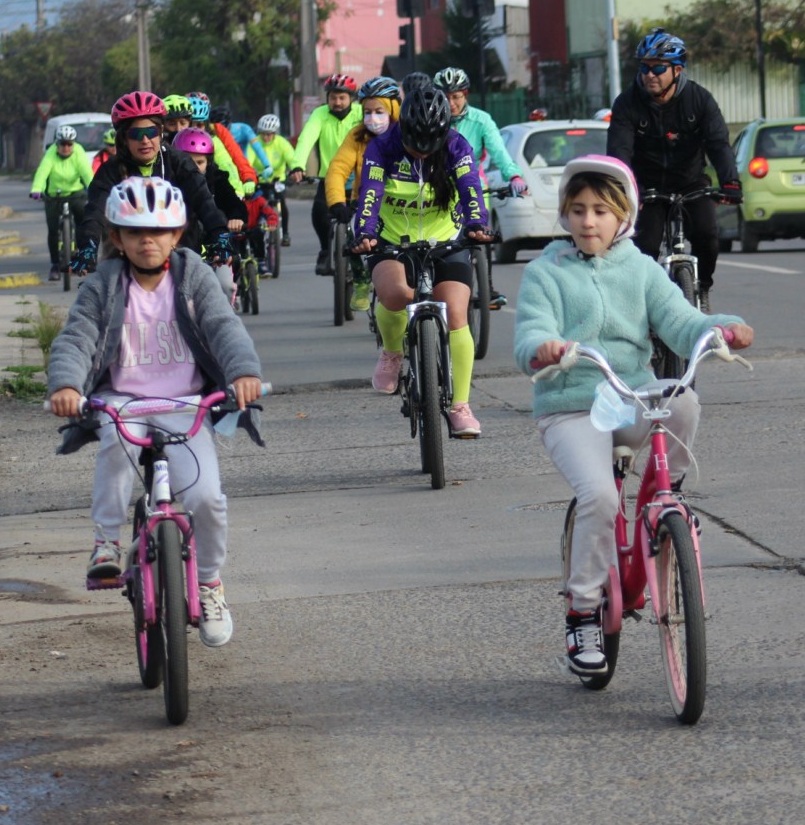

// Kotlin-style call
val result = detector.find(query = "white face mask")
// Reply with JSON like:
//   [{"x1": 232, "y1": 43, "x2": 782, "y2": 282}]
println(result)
[{"x1": 364, "y1": 112, "x2": 390, "y2": 135}]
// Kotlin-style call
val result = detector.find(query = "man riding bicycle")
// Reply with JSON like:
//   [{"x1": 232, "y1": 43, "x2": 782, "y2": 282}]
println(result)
[
  {"x1": 607, "y1": 28, "x2": 742, "y2": 312},
  {"x1": 288, "y1": 74, "x2": 363, "y2": 275}
]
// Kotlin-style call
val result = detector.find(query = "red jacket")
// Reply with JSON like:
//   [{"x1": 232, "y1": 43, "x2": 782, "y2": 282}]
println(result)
[{"x1": 213, "y1": 123, "x2": 257, "y2": 185}]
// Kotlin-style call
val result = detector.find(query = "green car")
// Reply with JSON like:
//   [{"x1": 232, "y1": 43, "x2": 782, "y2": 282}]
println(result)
[{"x1": 717, "y1": 117, "x2": 805, "y2": 253}]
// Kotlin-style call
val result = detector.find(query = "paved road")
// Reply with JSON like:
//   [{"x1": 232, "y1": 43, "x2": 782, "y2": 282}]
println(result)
[{"x1": 1, "y1": 175, "x2": 805, "y2": 824}]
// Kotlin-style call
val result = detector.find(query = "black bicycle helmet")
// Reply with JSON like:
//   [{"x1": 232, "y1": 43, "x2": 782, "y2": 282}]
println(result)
[
  {"x1": 400, "y1": 87, "x2": 451, "y2": 155},
  {"x1": 210, "y1": 104, "x2": 231, "y2": 126},
  {"x1": 401, "y1": 71, "x2": 432, "y2": 96}
]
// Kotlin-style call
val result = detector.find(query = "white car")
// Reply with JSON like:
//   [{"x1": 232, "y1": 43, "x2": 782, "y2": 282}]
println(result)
[
  {"x1": 43, "y1": 112, "x2": 113, "y2": 163},
  {"x1": 483, "y1": 119, "x2": 609, "y2": 263}
]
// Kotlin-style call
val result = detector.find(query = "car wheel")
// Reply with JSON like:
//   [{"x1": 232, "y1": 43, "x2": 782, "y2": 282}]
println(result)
[
  {"x1": 492, "y1": 214, "x2": 517, "y2": 264},
  {"x1": 739, "y1": 217, "x2": 759, "y2": 253}
]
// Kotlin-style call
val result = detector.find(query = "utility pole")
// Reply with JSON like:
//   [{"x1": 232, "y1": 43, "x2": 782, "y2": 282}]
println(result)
[
  {"x1": 755, "y1": 0, "x2": 766, "y2": 117},
  {"x1": 35, "y1": 0, "x2": 46, "y2": 30},
  {"x1": 135, "y1": 0, "x2": 152, "y2": 91},
  {"x1": 300, "y1": 0, "x2": 319, "y2": 98},
  {"x1": 606, "y1": 0, "x2": 621, "y2": 104}
]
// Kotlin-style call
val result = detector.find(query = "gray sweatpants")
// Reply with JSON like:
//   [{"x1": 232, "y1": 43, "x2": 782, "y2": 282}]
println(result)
[
  {"x1": 538, "y1": 383, "x2": 700, "y2": 611},
  {"x1": 91, "y1": 397, "x2": 228, "y2": 583}
]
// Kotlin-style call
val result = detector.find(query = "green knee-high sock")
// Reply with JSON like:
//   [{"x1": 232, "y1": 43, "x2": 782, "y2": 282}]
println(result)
[
  {"x1": 449, "y1": 325, "x2": 475, "y2": 404},
  {"x1": 375, "y1": 304, "x2": 407, "y2": 354}
]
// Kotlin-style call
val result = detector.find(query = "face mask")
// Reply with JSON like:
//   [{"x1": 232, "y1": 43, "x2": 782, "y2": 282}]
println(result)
[{"x1": 364, "y1": 112, "x2": 390, "y2": 135}]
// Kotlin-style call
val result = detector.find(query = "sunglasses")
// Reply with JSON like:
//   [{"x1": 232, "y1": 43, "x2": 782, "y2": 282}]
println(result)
[
  {"x1": 639, "y1": 63, "x2": 672, "y2": 76},
  {"x1": 127, "y1": 125, "x2": 161, "y2": 141},
  {"x1": 58, "y1": 141, "x2": 74, "y2": 147}
]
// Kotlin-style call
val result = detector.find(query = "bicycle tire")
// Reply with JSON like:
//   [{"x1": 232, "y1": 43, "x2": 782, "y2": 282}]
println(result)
[
  {"x1": 267, "y1": 229, "x2": 281, "y2": 278},
  {"x1": 157, "y1": 520, "x2": 189, "y2": 725},
  {"x1": 562, "y1": 499, "x2": 619, "y2": 690},
  {"x1": 417, "y1": 318, "x2": 445, "y2": 490},
  {"x1": 653, "y1": 262, "x2": 695, "y2": 380},
  {"x1": 469, "y1": 247, "x2": 491, "y2": 360},
  {"x1": 240, "y1": 267, "x2": 251, "y2": 315},
  {"x1": 656, "y1": 511, "x2": 707, "y2": 724},
  {"x1": 60, "y1": 213, "x2": 72, "y2": 292},
  {"x1": 132, "y1": 498, "x2": 163, "y2": 689},
  {"x1": 333, "y1": 223, "x2": 347, "y2": 327},
  {"x1": 674, "y1": 263, "x2": 696, "y2": 307},
  {"x1": 245, "y1": 260, "x2": 259, "y2": 315}
]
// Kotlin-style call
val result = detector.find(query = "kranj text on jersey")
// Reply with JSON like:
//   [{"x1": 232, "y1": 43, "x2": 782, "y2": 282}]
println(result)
[{"x1": 355, "y1": 125, "x2": 488, "y2": 243}]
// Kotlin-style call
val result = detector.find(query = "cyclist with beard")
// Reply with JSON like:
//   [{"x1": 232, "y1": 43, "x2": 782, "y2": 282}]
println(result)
[
  {"x1": 288, "y1": 74, "x2": 363, "y2": 274},
  {"x1": 607, "y1": 29, "x2": 741, "y2": 312}
]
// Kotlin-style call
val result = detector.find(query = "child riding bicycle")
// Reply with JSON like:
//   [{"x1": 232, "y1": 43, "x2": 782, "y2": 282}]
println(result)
[
  {"x1": 47, "y1": 177, "x2": 264, "y2": 649},
  {"x1": 513, "y1": 155, "x2": 753, "y2": 677}
]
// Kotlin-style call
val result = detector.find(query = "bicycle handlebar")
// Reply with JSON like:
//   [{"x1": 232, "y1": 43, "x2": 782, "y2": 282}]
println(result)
[
  {"x1": 44, "y1": 384, "x2": 271, "y2": 446},
  {"x1": 641, "y1": 187, "x2": 720, "y2": 207},
  {"x1": 530, "y1": 327, "x2": 752, "y2": 401}
]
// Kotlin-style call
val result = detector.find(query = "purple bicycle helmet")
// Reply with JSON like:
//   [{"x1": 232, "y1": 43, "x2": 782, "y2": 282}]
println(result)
[{"x1": 172, "y1": 127, "x2": 214, "y2": 155}]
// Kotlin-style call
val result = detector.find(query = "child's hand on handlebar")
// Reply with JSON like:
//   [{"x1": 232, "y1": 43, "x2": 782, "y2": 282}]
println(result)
[
  {"x1": 724, "y1": 323, "x2": 754, "y2": 349},
  {"x1": 351, "y1": 235, "x2": 377, "y2": 254},
  {"x1": 49, "y1": 387, "x2": 82, "y2": 417},
  {"x1": 232, "y1": 376, "x2": 264, "y2": 410},
  {"x1": 529, "y1": 339, "x2": 566, "y2": 370}
]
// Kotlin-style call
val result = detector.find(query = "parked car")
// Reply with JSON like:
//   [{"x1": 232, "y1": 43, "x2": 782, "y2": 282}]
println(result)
[
  {"x1": 483, "y1": 119, "x2": 609, "y2": 263},
  {"x1": 43, "y1": 112, "x2": 113, "y2": 162},
  {"x1": 716, "y1": 117, "x2": 805, "y2": 253}
]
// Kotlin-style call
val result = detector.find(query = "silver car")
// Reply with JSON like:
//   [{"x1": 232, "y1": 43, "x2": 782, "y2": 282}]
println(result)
[{"x1": 483, "y1": 120, "x2": 609, "y2": 263}]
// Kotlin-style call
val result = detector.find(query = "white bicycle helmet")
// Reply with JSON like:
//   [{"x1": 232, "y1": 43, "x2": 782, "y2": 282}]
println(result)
[
  {"x1": 558, "y1": 154, "x2": 639, "y2": 241},
  {"x1": 105, "y1": 176, "x2": 186, "y2": 229},
  {"x1": 55, "y1": 125, "x2": 77, "y2": 142},
  {"x1": 257, "y1": 114, "x2": 280, "y2": 134}
]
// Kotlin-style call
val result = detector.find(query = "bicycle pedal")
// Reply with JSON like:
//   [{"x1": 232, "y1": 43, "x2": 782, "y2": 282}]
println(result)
[{"x1": 86, "y1": 575, "x2": 124, "y2": 591}]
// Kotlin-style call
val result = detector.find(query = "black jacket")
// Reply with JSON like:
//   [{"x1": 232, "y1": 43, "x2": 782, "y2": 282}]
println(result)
[
  {"x1": 77, "y1": 144, "x2": 228, "y2": 249},
  {"x1": 607, "y1": 75, "x2": 738, "y2": 193},
  {"x1": 181, "y1": 164, "x2": 248, "y2": 252}
]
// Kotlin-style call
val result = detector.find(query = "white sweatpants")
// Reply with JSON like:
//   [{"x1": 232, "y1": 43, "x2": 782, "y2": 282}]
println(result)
[
  {"x1": 91, "y1": 397, "x2": 228, "y2": 583},
  {"x1": 538, "y1": 383, "x2": 700, "y2": 611}
]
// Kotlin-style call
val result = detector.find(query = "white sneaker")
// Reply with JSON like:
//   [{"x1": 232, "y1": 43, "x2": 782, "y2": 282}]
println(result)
[
  {"x1": 199, "y1": 583, "x2": 233, "y2": 647},
  {"x1": 565, "y1": 609, "x2": 607, "y2": 675}
]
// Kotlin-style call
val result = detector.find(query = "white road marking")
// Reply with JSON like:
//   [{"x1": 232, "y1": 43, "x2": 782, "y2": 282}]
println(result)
[{"x1": 719, "y1": 259, "x2": 800, "y2": 274}]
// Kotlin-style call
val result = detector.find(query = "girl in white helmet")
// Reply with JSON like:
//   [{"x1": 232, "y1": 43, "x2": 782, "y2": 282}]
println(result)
[
  {"x1": 47, "y1": 177, "x2": 265, "y2": 649},
  {"x1": 514, "y1": 155, "x2": 753, "y2": 678}
]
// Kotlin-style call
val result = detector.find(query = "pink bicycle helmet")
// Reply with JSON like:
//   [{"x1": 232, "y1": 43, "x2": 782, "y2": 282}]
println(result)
[
  {"x1": 558, "y1": 154, "x2": 639, "y2": 241},
  {"x1": 105, "y1": 177, "x2": 186, "y2": 229},
  {"x1": 112, "y1": 91, "x2": 167, "y2": 127},
  {"x1": 172, "y1": 127, "x2": 214, "y2": 155}
]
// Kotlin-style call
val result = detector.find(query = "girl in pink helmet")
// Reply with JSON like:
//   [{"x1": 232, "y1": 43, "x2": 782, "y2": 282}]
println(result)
[{"x1": 514, "y1": 155, "x2": 754, "y2": 678}]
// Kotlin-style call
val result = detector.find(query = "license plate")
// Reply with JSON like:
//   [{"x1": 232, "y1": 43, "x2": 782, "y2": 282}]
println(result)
[{"x1": 792, "y1": 173, "x2": 805, "y2": 185}]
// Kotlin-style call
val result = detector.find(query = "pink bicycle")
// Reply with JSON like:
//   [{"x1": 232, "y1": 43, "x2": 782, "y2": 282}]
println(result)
[
  {"x1": 52, "y1": 386, "x2": 269, "y2": 725},
  {"x1": 534, "y1": 327, "x2": 752, "y2": 724}
]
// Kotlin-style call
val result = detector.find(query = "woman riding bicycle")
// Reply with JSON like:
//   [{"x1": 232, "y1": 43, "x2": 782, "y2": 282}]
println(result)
[
  {"x1": 47, "y1": 177, "x2": 264, "y2": 649},
  {"x1": 351, "y1": 86, "x2": 494, "y2": 437},
  {"x1": 325, "y1": 75, "x2": 401, "y2": 311},
  {"x1": 513, "y1": 155, "x2": 753, "y2": 676}
]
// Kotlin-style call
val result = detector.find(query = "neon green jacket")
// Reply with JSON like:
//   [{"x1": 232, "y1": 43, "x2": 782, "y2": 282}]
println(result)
[
  {"x1": 249, "y1": 134, "x2": 295, "y2": 182},
  {"x1": 213, "y1": 135, "x2": 244, "y2": 198},
  {"x1": 291, "y1": 103, "x2": 363, "y2": 176},
  {"x1": 31, "y1": 144, "x2": 93, "y2": 196}
]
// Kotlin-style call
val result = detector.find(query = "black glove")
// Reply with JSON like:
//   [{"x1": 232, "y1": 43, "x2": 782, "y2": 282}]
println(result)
[
  {"x1": 719, "y1": 181, "x2": 743, "y2": 205},
  {"x1": 329, "y1": 203, "x2": 352, "y2": 224},
  {"x1": 206, "y1": 234, "x2": 233, "y2": 263},
  {"x1": 69, "y1": 240, "x2": 98, "y2": 274}
]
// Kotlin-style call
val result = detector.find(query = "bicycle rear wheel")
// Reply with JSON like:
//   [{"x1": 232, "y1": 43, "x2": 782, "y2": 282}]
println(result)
[
  {"x1": 267, "y1": 229, "x2": 281, "y2": 278},
  {"x1": 130, "y1": 500, "x2": 163, "y2": 688},
  {"x1": 656, "y1": 511, "x2": 706, "y2": 724},
  {"x1": 562, "y1": 499, "x2": 619, "y2": 690},
  {"x1": 417, "y1": 319, "x2": 445, "y2": 490},
  {"x1": 333, "y1": 223, "x2": 350, "y2": 326},
  {"x1": 157, "y1": 521, "x2": 189, "y2": 725},
  {"x1": 468, "y1": 247, "x2": 491, "y2": 360}
]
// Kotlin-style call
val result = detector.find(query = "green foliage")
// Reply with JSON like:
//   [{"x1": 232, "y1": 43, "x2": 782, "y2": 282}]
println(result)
[{"x1": 32, "y1": 302, "x2": 65, "y2": 369}]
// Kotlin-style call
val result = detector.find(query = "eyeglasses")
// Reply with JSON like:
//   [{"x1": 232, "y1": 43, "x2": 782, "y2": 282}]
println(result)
[
  {"x1": 58, "y1": 141, "x2": 74, "y2": 147},
  {"x1": 127, "y1": 125, "x2": 161, "y2": 142},
  {"x1": 639, "y1": 63, "x2": 672, "y2": 76}
]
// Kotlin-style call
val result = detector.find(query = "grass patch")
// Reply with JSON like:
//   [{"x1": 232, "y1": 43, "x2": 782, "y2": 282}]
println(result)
[
  {"x1": 1, "y1": 370, "x2": 47, "y2": 400},
  {"x1": 31, "y1": 302, "x2": 65, "y2": 368},
  {"x1": 13, "y1": 314, "x2": 32, "y2": 324},
  {"x1": 8, "y1": 327, "x2": 36, "y2": 339}
]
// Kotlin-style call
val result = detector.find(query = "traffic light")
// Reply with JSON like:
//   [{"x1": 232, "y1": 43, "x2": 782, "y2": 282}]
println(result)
[
  {"x1": 396, "y1": 0, "x2": 424, "y2": 16},
  {"x1": 399, "y1": 23, "x2": 414, "y2": 61}
]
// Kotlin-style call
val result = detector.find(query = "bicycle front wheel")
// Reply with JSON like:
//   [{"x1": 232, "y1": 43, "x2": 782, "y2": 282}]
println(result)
[
  {"x1": 656, "y1": 511, "x2": 707, "y2": 724},
  {"x1": 562, "y1": 499, "x2": 619, "y2": 690},
  {"x1": 245, "y1": 260, "x2": 259, "y2": 315},
  {"x1": 267, "y1": 229, "x2": 281, "y2": 278},
  {"x1": 468, "y1": 247, "x2": 491, "y2": 360},
  {"x1": 333, "y1": 223, "x2": 349, "y2": 326},
  {"x1": 417, "y1": 319, "x2": 445, "y2": 490},
  {"x1": 60, "y1": 215, "x2": 72, "y2": 292},
  {"x1": 157, "y1": 521, "x2": 189, "y2": 725}
]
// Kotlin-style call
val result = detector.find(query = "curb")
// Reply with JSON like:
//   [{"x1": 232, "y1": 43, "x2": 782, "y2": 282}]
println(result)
[{"x1": 0, "y1": 273, "x2": 41, "y2": 288}]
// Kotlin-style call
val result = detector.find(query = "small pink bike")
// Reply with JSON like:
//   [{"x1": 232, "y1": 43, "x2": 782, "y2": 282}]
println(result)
[
  {"x1": 534, "y1": 327, "x2": 751, "y2": 724},
  {"x1": 53, "y1": 386, "x2": 269, "y2": 725}
]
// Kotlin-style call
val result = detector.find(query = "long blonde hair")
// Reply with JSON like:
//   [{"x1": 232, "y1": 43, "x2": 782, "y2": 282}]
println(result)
[{"x1": 559, "y1": 173, "x2": 630, "y2": 225}]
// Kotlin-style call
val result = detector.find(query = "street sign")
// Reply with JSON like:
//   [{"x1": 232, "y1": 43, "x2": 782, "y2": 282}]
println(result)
[{"x1": 35, "y1": 101, "x2": 53, "y2": 119}]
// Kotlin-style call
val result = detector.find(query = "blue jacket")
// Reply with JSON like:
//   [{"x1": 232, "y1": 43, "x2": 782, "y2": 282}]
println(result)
[{"x1": 514, "y1": 238, "x2": 744, "y2": 418}]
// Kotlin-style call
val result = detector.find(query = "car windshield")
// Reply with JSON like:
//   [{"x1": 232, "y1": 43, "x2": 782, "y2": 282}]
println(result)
[
  {"x1": 754, "y1": 125, "x2": 805, "y2": 159},
  {"x1": 55, "y1": 122, "x2": 110, "y2": 151},
  {"x1": 523, "y1": 128, "x2": 608, "y2": 168}
]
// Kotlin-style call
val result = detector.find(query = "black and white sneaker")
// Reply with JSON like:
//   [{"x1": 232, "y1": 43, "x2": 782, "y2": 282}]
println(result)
[{"x1": 565, "y1": 609, "x2": 607, "y2": 675}]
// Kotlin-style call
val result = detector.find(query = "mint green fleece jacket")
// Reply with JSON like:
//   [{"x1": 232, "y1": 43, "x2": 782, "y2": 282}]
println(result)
[{"x1": 514, "y1": 238, "x2": 743, "y2": 418}]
